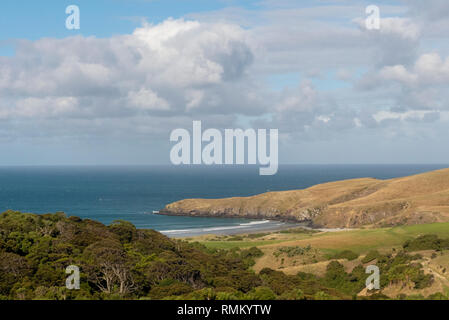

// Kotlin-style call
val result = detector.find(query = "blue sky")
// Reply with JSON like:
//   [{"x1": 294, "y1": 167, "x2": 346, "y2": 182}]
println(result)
[
  {"x1": 0, "y1": 0, "x2": 259, "y2": 40},
  {"x1": 0, "y1": 0, "x2": 403, "y2": 41},
  {"x1": 1, "y1": 0, "x2": 449, "y2": 165}
]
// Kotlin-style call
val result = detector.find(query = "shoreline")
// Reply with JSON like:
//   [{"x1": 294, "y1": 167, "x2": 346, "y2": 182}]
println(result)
[
  {"x1": 159, "y1": 219, "x2": 310, "y2": 238},
  {"x1": 157, "y1": 209, "x2": 314, "y2": 224},
  {"x1": 158, "y1": 217, "x2": 351, "y2": 238}
]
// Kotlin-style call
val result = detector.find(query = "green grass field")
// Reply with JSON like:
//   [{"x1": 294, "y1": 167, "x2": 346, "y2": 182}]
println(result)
[
  {"x1": 194, "y1": 239, "x2": 285, "y2": 249},
  {"x1": 192, "y1": 222, "x2": 449, "y2": 253}
]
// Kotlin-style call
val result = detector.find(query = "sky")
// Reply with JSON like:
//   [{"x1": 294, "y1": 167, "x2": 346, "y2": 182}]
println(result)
[{"x1": 0, "y1": 0, "x2": 449, "y2": 165}]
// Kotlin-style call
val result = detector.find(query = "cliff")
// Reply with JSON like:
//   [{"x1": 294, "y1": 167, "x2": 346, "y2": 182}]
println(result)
[{"x1": 160, "y1": 168, "x2": 449, "y2": 228}]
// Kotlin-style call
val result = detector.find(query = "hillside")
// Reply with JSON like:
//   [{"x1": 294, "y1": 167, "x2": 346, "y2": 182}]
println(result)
[
  {"x1": 0, "y1": 210, "x2": 364, "y2": 300},
  {"x1": 0, "y1": 210, "x2": 277, "y2": 299},
  {"x1": 160, "y1": 167, "x2": 449, "y2": 228},
  {"x1": 3, "y1": 210, "x2": 449, "y2": 300},
  {"x1": 190, "y1": 223, "x2": 449, "y2": 299}
]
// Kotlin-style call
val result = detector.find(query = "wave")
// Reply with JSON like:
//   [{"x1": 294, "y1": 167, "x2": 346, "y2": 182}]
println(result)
[
  {"x1": 160, "y1": 220, "x2": 279, "y2": 234},
  {"x1": 160, "y1": 229, "x2": 196, "y2": 234},
  {"x1": 240, "y1": 220, "x2": 271, "y2": 226}
]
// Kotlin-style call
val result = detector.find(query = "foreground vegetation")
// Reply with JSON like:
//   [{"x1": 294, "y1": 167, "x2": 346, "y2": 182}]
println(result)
[{"x1": 1, "y1": 210, "x2": 449, "y2": 300}]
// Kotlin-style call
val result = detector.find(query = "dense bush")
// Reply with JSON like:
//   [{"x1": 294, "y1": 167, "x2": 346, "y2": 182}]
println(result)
[
  {"x1": 403, "y1": 234, "x2": 449, "y2": 252},
  {"x1": 0, "y1": 211, "x2": 267, "y2": 299},
  {"x1": 361, "y1": 250, "x2": 382, "y2": 263},
  {"x1": 274, "y1": 245, "x2": 312, "y2": 257},
  {"x1": 0, "y1": 210, "x2": 442, "y2": 300}
]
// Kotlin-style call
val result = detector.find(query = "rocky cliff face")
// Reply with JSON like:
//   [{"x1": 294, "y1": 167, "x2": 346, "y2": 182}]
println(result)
[{"x1": 160, "y1": 168, "x2": 449, "y2": 228}]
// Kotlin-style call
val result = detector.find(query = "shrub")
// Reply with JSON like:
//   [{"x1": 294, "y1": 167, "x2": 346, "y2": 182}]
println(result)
[
  {"x1": 247, "y1": 286, "x2": 277, "y2": 300},
  {"x1": 403, "y1": 234, "x2": 449, "y2": 252},
  {"x1": 279, "y1": 288, "x2": 305, "y2": 300},
  {"x1": 274, "y1": 245, "x2": 312, "y2": 257},
  {"x1": 361, "y1": 250, "x2": 382, "y2": 263},
  {"x1": 332, "y1": 250, "x2": 358, "y2": 261}
]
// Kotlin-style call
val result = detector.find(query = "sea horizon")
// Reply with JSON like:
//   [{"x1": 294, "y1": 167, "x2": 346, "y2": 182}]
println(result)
[{"x1": 1, "y1": 164, "x2": 447, "y2": 237}]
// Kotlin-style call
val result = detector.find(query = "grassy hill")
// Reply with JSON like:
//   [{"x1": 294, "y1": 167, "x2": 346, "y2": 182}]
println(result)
[
  {"x1": 189, "y1": 223, "x2": 449, "y2": 299},
  {"x1": 161, "y1": 167, "x2": 449, "y2": 228}
]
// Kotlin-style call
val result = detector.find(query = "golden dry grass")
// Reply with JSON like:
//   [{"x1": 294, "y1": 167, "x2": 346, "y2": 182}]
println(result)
[{"x1": 165, "y1": 167, "x2": 449, "y2": 228}]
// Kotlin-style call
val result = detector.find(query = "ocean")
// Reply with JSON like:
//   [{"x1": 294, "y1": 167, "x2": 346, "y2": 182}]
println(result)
[{"x1": 0, "y1": 164, "x2": 446, "y2": 237}]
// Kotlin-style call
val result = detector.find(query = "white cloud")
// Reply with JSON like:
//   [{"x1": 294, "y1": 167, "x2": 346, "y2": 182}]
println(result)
[
  {"x1": 375, "y1": 52, "x2": 449, "y2": 86},
  {"x1": 0, "y1": 97, "x2": 79, "y2": 119},
  {"x1": 379, "y1": 65, "x2": 417, "y2": 85},
  {"x1": 358, "y1": 51, "x2": 449, "y2": 116},
  {"x1": 355, "y1": 17, "x2": 420, "y2": 40},
  {"x1": 0, "y1": 18, "x2": 254, "y2": 122},
  {"x1": 2, "y1": 1, "x2": 449, "y2": 164},
  {"x1": 373, "y1": 110, "x2": 437, "y2": 122},
  {"x1": 185, "y1": 90, "x2": 205, "y2": 111},
  {"x1": 414, "y1": 53, "x2": 449, "y2": 83},
  {"x1": 127, "y1": 88, "x2": 170, "y2": 111},
  {"x1": 275, "y1": 81, "x2": 317, "y2": 113}
]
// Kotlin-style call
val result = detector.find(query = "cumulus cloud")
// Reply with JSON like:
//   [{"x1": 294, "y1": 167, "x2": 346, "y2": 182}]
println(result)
[
  {"x1": 354, "y1": 16, "x2": 421, "y2": 67},
  {"x1": 2, "y1": 1, "x2": 449, "y2": 164},
  {"x1": 127, "y1": 89, "x2": 170, "y2": 111},
  {"x1": 0, "y1": 18, "x2": 255, "y2": 124},
  {"x1": 414, "y1": 53, "x2": 449, "y2": 84},
  {"x1": 379, "y1": 65, "x2": 418, "y2": 85},
  {"x1": 354, "y1": 17, "x2": 420, "y2": 41},
  {"x1": 358, "y1": 52, "x2": 449, "y2": 113},
  {"x1": 375, "y1": 52, "x2": 449, "y2": 87},
  {"x1": 256, "y1": 80, "x2": 361, "y2": 140}
]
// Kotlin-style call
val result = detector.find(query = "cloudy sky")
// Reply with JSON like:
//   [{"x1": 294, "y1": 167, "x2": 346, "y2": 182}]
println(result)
[{"x1": 0, "y1": 0, "x2": 449, "y2": 165}]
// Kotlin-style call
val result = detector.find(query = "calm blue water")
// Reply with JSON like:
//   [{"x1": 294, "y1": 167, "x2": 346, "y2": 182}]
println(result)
[{"x1": 0, "y1": 164, "x2": 447, "y2": 236}]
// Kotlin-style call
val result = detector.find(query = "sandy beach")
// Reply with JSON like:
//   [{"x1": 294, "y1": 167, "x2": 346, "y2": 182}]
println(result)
[{"x1": 160, "y1": 220, "x2": 310, "y2": 238}]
